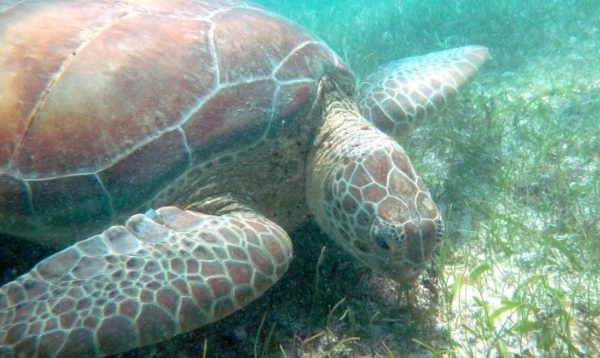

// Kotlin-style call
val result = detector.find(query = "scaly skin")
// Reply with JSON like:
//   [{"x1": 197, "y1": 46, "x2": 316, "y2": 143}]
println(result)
[
  {"x1": 0, "y1": 207, "x2": 292, "y2": 357},
  {"x1": 307, "y1": 78, "x2": 443, "y2": 283},
  {"x1": 0, "y1": 24, "x2": 488, "y2": 354},
  {"x1": 359, "y1": 46, "x2": 491, "y2": 137}
]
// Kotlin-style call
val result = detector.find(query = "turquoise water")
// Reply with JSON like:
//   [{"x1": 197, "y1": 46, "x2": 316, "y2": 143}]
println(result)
[
  {"x1": 1, "y1": 0, "x2": 599, "y2": 356},
  {"x1": 256, "y1": 0, "x2": 600, "y2": 76}
]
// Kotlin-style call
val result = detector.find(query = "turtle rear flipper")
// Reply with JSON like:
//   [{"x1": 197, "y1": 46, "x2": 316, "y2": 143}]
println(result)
[
  {"x1": 358, "y1": 46, "x2": 490, "y2": 137},
  {"x1": 0, "y1": 207, "x2": 292, "y2": 357}
]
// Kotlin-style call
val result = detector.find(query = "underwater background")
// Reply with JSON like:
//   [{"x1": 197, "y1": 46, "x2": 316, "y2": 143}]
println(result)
[
  {"x1": 1, "y1": 0, "x2": 599, "y2": 356},
  {"x1": 161, "y1": 0, "x2": 600, "y2": 356}
]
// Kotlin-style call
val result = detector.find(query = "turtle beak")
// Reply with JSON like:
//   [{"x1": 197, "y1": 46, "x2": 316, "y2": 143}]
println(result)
[{"x1": 366, "y1": 214, "x2": 442, "y2": 282}]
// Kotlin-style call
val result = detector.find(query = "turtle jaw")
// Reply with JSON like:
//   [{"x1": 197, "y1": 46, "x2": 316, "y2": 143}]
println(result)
[{"x1": 364, "y1": 214, "x2": 444, "y2": 283}]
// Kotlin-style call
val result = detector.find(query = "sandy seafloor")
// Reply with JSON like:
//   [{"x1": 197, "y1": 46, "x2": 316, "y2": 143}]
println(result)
[{"x1": 2, "y1": 0, "x2": 599, "y2": 357}]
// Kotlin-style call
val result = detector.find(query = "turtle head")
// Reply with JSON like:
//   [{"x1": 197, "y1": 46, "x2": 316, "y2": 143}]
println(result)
[
  {"x1": 308, "y1": 79, "x2": 443, "y2": 283},
  {"x1": 318, "y1": 143, "x2": 443, "y2": 283}
]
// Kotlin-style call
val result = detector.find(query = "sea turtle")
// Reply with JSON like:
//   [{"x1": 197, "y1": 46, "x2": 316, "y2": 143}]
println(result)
[{"x1": 0, "y1": 0, "x2": 489, "y2": 356}]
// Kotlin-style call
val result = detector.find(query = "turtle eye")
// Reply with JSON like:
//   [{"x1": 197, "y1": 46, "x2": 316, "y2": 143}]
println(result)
[
  {"x1": 369, "y1": 217, "x2": 395, "y2": 251},
  {"x1": 398, "y1": 232, "x2": 407, "y2": 245},
  {"x1": 374, "y1": 231, "x2": 390, "y2": 250}
]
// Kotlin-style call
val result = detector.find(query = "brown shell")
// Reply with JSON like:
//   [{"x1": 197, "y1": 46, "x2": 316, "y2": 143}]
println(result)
[{"x1": 0, "y1": 0, "x2": 351, "y2": 243}]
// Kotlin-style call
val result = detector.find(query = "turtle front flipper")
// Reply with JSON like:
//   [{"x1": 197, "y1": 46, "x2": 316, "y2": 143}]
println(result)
[
  {"x1": 0, "y1": 207, "x2": 292, "y2": 357},
  {"x1": 358, "y1": 46, "x2": 490, "y2": 137}
]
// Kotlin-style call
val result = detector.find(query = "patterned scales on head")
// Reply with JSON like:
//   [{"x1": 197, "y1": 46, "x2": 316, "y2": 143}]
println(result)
[{"x1": 0, "y1": 0, "x2": 489, "y2": 356}]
